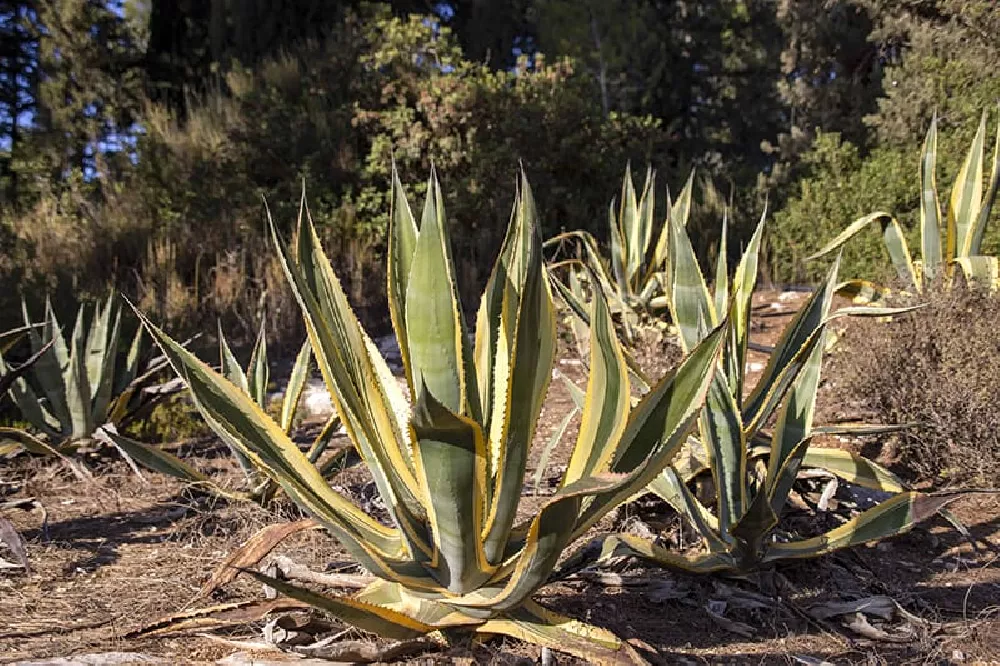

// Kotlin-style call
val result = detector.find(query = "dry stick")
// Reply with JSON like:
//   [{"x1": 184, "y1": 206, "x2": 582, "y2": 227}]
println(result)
[
  {"x1": 751, "y1": 309, "x2": 799, "y2": 319},
  {"x1": 271, "y1": 555, "x2": 372, "y2": 590},
  {"x1": 0, "y1": 497, "x2": 49, "y2": 542},
  {"x1": 0, "y1": 498, "x2": 37, "y2": 511},
  {"x1": 0, "y1": 339, "x2": 55, "y2": 395}
]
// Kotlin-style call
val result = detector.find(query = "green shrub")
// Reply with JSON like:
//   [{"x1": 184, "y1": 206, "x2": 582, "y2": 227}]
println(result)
[
  {"x1": 771, "y1": 127, "x2": 1000, "y2": 285},
  {"x1": 0, "y1": 6, "x2": 668, "y2": 343},
  {"x1": 769, "y1": 133, "x2": 911, "y2": 284},
  {"x1": 127, "y1": 394, "x2": 211, "y2": 443}
]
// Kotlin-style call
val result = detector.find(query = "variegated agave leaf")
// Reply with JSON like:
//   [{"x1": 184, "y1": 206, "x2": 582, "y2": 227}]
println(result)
[
  {"x1": 137, "y1": 167, "x2": 726, "y2": 663},
  {"x1": 591, "y1": 213, "x2": 965, "y2": 574},
  {"x1": 808, "y1": 106, "x2": 1000, "y2": 298},
  {"x1": 110, "y1": 313, "x2": 345, "y2": 505}
]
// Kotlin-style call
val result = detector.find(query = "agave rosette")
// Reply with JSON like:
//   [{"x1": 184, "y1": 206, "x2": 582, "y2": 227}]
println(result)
[
  {"x1": 0, "y1": 297, "x2": 173, "y2": 457},
  {"x1": 582, "y1": 210, "x2": 961, "y2": 574},
  {"x1": 546, "y1": 165, "x2": 695, "y2": 340},
  {"x1": 134, "y1": 167, "x2": 728, "y2": 663}
]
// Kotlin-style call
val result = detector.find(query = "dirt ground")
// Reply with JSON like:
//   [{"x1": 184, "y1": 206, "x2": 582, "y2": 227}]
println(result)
[{"x1": 1, "y1": 290, "x2": 998, "y2": 665}]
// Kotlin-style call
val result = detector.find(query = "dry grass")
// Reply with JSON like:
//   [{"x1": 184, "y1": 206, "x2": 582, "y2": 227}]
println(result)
[
  {"x1": 5, "y1": 423, "x2": 998, "y2": 664},
  {"x1": 825, "y1": 285, "x2": 1000, "y2": 487},
  {"x1": 0, "y1": 172, "x2": 369, "y2": 354}
]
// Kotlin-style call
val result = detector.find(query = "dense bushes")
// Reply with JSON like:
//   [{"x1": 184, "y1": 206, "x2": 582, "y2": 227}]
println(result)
[
  {"x1": 768, "y1": 0, "x2": 1000, "y2": 286},
  {"x1": 768, "y1": 133, "x2": 909, "y2": 284},
  {"x1": 6, "y1": 2, "x2": 1000, "y2": 346},
  {"x1": 0, "y1": 7, "x2": 667, "y2": 347}
]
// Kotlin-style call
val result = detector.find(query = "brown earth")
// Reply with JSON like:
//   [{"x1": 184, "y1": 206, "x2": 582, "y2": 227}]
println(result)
[{"x1": 1, "y1": 290, "x2": 998, "y2": 665}]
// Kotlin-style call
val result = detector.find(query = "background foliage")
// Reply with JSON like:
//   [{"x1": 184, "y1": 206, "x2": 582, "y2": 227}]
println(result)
[
  {"x1": 770, "y1": 0, "x2": 1000, "y2": 283},
  {"x1": 1, "y1": 0, "x2": 999, "y2": 344}
]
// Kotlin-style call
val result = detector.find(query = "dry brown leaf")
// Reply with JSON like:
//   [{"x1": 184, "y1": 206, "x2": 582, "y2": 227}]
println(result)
[
  {"x1": 198, "y1": 519, "x2": 319, "y2": 599},
  {"x1": 809, "y1": 596, "x2": 895, "y2": 621}
]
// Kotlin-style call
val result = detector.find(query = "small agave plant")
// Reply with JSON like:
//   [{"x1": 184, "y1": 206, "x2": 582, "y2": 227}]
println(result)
[
  {"x1": 579, "y1": 209, "x2": 967, "y2": 574},
  {"x1": 101, "y1": 319, "x2": 345, "y2": 504},
  {"x1": 546, "y1": 165, "x2": 694, "y2": 341},
  {"x1": 0, "y1": 297, "x2": 175, "y2": 458},
  {"x1": 809, "y1": 107, "x2": 1000, "y2": 300},
  {"x1": 136, "y1": 166, "x2": 729, "y2": 663}
]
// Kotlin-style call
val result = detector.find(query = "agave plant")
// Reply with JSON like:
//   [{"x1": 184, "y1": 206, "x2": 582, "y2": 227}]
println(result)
[
  {"x1": 808, "y1": 107, "x2": 1000, "y2": 300},
  {"x1": 546, "y1": 165, "x2": 694, "y2": 340},
  {"x1": 574, "y1": 211, "x2": 963, "y2": 574},
  {"x1": 0, "y1": 297, "x2": 176, "y2": 456},
  {"x1": 135, "y1": 167, "x2": 728, "y2": 663},
  {"x1": 100, "y1": 320, "x2": 346, "y2": 504},
  {"x1": 0, "y1": 324, "x2": 50, "y2": 396}
]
